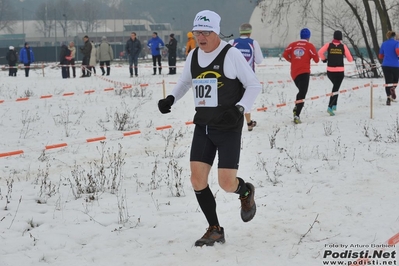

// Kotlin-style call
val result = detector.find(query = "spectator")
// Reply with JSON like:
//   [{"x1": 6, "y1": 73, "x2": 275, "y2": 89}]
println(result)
[
  {"x1": 229, "y1": 23, "x2": 263, "y2": 131},
  {"x1": 185, "y1": 32, "x2": 196, "y2": 58},
  {"x1": 59, "y1": 42, "x2": 71, "y2": 79},
  {"x1": 147, "y1": 32, "x2": 164, "y2": 75},
  {"x1": 166, "y1": 33, "x2": 177, "y2": 74},
  {"x1": 97, "y1": 36, "x2": 114, "y2": 76},
  {"x1": 283, "y1": 28, "x2": 319, "y2": 124},
  {"x1": 6, "y1": 46, "x2": 18, "y2": 77},
  {"x1": 318, "y1": 30, "x2": 353, "y2": 114},
  {"x1": 79, "y1": 35, "x2": 92, "y2": 78},
  {"x1": 19, "y1": 42, "x2": 35, "y2": 77},
  {"x1": 89, "y1": 41, "x2": 97, "y2": 76},
  {"x1": 125, "y1": 32, "x2": 142, "y2": 77},
  {"x1": 68, "y1": 41, "x2": 76, "y2": 78}
]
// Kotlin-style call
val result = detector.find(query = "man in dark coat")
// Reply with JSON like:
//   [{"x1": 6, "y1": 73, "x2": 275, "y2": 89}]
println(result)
[
  {"x1": 166, "y1": 33, "x2": 178, "y2": 74},
  {"x1": 60, "y1": 43, "x2": 71, "y2": 79},
  {"x1": 6, "y1": 46, "x2": 18, "y2": 77},
  {"x1": 125, "y1": 32, "x2": 142, "y2": 77},
  {"x1": 80, "y1": 35, "x2": 92, "y2": 77}
]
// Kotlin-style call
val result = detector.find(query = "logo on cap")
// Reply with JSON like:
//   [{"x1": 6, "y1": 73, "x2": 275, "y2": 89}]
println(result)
[{"x1": 196, "y1": 16, "x2": 210, "y2": 22}]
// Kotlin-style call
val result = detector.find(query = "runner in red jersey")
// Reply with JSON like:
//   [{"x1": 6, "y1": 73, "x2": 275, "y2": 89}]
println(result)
[{"x1": 283, "y1": 28, "x2": 319, "y2": 124}]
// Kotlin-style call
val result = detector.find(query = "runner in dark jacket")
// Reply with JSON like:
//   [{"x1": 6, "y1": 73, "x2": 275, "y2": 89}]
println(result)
[{"x1": 318, "y1": 30, "x2": 353, "y2": 114}]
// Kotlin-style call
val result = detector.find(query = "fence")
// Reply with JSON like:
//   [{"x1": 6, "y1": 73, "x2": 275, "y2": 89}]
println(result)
[{"x1": 0, "y1": 44, "x2": 129, "y2": 65}]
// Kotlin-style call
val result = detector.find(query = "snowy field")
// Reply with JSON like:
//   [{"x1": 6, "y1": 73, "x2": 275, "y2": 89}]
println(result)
[{"x1": 0, "y1": 58, "x2": 398, "y2": 266}]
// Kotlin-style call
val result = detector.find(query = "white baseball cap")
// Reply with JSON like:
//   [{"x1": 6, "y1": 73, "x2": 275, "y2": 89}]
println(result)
[
  {"x1": 192, "y1": 10, "x2": 221, "y2": 35},
  {"x1": 9, "y1": 46, "x2": 14, "y2": 50}
]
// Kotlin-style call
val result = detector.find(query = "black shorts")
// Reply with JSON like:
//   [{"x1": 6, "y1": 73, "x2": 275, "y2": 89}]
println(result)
[{"x1": 190, "y1": 125, "x2": 241, "y2": 169}]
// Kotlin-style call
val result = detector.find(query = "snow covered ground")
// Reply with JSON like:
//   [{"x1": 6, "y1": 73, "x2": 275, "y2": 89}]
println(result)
[{"x1": 0, "y1": 58, "x2": 398, "y2": 266}]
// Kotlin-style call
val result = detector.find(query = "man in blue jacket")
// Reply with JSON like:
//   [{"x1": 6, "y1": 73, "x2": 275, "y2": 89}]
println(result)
[
  {"x1": 147, "y1": 32, "x2": 164, "y2": 75},
  {"x1": 19, "y1": 42, "x2": 35, "y2": 77}
]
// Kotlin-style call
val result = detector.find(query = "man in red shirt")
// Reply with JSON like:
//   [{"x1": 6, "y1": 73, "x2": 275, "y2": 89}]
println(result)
[{"x1": 283, "y1": 28, "x2": 319, "y2": 124}]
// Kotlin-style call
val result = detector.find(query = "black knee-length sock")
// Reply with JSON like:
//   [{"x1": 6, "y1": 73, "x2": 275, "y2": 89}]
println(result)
[{"x1": 195, "y1": 185, "x2": 219, "y2": 227}]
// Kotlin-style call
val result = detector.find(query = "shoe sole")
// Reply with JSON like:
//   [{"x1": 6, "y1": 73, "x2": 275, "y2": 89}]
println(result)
[{"x1": 195, "y1": 238, "x2": 225, "y2": 247}]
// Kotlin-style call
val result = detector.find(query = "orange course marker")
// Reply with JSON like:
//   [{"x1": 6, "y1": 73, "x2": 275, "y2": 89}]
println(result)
[
  {"x1": 156, "y1": 125, "x2": 172, "y2": 130},
  {"x1": 45, "y1": 143, "x2": 68, "y2": 150},
  {"x1": 0, "y1": 150, "x2": 24, "y2": 158},
  {"x1": 86, "y1": 136, "x2": 106, "y2": 143},
  {"x1": 16, "y1": 97, "x2": 29, "y2": 102},
  {"x1": 40, "y1": 95, "x2": 53, "y2": 99},
  {"x1": 123, "y1": 130, "x2": 141, "y2": 136},
  {"x1": 257, "y1": 107, "x2": 268, "y2": 111},
  {"x1": 387, "y1": 232, "x2": 399, "y2": 245}
]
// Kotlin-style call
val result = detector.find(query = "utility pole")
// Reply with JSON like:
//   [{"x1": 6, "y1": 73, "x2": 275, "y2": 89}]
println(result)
[
  {"x1": 22, "y1": 8, "x2": 25, "y2": 35},
  {"x1": 55, "y1": 8, "x2": 58, "y2": 61},
  {"x1": 321, "y1": 0, "x2": 324, "y2": 47},
  {"x1": 63, "y1": 13, "x2": 67, "y2": 40}
]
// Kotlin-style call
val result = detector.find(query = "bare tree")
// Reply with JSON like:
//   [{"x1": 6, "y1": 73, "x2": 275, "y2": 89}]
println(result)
[
  {"x1": 35, "y1": 1, "x2": 56, "y2": 38},
  {"x1": 73, "y1": 0, "x2": 102, "y2": 33},
  {"x1": 56, "y1": 0, "x2": 74, "y2": 38},
  {"x1": 0, "y1": 0, "x2": 17, "y2": 33},
  {"x1": 253, "y1": 0, "x2": 315, "y2": 47}
]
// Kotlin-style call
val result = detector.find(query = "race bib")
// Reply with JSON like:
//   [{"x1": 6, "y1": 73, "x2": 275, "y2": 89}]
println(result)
[{"x1": 192, "y1": 78, "x2": 218, "y2": 107}]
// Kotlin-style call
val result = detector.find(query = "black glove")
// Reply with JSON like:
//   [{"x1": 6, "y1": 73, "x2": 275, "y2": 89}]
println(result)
[
  {"x1": 222, "y1": 105, "x2": 244, "y2": 124},
  {"x1": 158, "y1": 95, "x2": 175, "y2": 114},
  {"x1": 322, "y1": 59, "x2": 328, "y2": 63}
]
